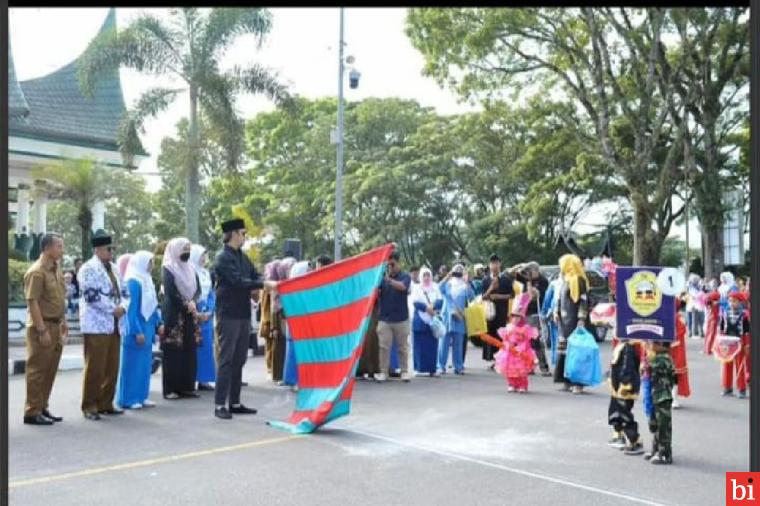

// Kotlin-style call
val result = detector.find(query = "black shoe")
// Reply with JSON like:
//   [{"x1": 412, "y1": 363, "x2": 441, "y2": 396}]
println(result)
[
  {"x1": 24, "y1": 414, "x2": 54, "y2": 426},
  {"x1": 623, "y1": 441, "x2": 645, "y2": 455},
  {"x1": 215, "y1": 407, "x2": 232, "y2": 420},
  {"x1": 83, "y1": 412, "x2": 102, "y2": 421},
  {"x1": 197, "y1": 383, "x2": 215, "y2": 391},
  {"x1": 42, "y1": 410, "x2": 63, "y2": 422},
  {"x1": 229, "y1": 404, "x2": 257, "y2": 415},
  {"x1": 651, "y1": 453, "x2": 673, "y2": 465},
  {"x1": 722, "y1": 389, "x2": 734, "y2": 397},
  {"x1": 99, "y1": 408, "x2": 125, "y2": 415},
  {"x1": 179, "y1": 391, "x2": 201, "y2": 398},
  {"x1": 241, "y1": 381, "x2": 249, "y2": 387}
]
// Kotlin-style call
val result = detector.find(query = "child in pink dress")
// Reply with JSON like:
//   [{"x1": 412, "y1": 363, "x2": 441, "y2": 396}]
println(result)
[{"x1": 495, "y1": 293, "x2": 538, "y2": 393}]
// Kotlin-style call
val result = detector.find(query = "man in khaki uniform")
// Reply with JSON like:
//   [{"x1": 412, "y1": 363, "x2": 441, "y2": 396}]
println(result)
[{"x1": 23, "y1": 233, "x2": 68, "y2": 426}]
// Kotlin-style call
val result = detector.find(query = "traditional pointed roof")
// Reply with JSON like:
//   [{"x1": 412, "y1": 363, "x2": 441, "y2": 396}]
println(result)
[
  {"x1": 9, "y1": 8, "x2": 146, "y2": 161},
  {"x1": 8, "y1": 39, "x2": 29, "y2": 118}
]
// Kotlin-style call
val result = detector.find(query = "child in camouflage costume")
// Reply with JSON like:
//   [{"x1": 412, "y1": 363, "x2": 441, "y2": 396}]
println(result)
[{"x1": 643, "y1": 341, "x2": 676, "y2": 465}]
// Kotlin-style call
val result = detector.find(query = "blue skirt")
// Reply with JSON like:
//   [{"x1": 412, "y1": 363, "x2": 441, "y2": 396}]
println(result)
[
  {"x1": 196, "y1": 321, "x2": 216, "y2": 383},
  {"x1": 413, "y1": 327, "x2": 437, "y2": 373},
  {"x1": 116, "y1": 343, "x2": 153, "y2": 407}
]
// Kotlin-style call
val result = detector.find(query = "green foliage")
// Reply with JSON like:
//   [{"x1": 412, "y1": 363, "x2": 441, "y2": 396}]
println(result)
[
  {"x1": 405, "y1": 7, "x2": 748, "y2": 266},
  {"x1": 32, "y1": 158, "x2": 111, "y2": 259},
  {"x1": 78, "y1": 7, "x2": 294, "y2": 242},
  {"x1": 9, "y1": 259, "x2": 30, "y2": 303},
  {"x1": 44, "y1": 164, "x2": 156, "y2": 258},
  {"x1": 194, "y1": 96, "x2": 619, "y2": 269}
]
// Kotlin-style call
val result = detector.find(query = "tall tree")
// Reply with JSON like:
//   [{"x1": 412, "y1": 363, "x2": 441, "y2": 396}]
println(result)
[
  {"x1": 32, "y1": 158, "x2": 110, "y2": 258},
  {"x1": 78, "y1": 8, "x2": 294, "y2": 242},
  {"x1": 658, "y1": 8, "x2": 749, "y2": 277},
  {"x1": 153, "y1": 117, "x2": 224, "y2": 250},
  {"x1": 406, "y1": 7, "x2": 689, "y2": 265}
]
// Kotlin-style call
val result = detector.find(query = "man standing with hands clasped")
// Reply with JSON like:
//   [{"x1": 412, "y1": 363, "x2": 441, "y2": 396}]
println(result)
[
  {"x1": 213, "y1": 218, "x2": 277, "y2": 420},
  {"x1": 79, "y1": 232, "x2": 127, "y2": 420},
  {"x1": 376, "y1": 250, "x2": 412, "y2": 383},
  {"x1": 23, "y1": 233, "x2": 68, "y2": 425}
]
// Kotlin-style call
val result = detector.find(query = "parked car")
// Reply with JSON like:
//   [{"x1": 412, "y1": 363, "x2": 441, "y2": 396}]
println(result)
[{"x1": 538, "y1": 265, "x2": 611, "y2": 342}]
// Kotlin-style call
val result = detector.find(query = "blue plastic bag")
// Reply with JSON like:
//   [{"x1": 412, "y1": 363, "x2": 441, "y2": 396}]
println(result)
[{"x1": 563, "y1": 327, "x2": 603, "y2": 386}]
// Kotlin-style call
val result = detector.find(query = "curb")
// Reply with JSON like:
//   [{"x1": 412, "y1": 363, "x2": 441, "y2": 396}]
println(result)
[
  {"x1": 9, "y1": 355, "x2": 85, "y2": 376},
  {"x1": 8, "y1": 346, "x2": 265, "y2": 376}
]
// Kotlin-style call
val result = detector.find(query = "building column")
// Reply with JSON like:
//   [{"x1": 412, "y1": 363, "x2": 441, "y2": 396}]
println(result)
[
  {"x1": 33, "y1": 191, "x2": 47, "y2": 235},
  {"x1": 92, "y1": 200, "x2": 105, "y2": 233},
  {"x1": 15, "y1": 185, "x2": 30, "y2": 235}
]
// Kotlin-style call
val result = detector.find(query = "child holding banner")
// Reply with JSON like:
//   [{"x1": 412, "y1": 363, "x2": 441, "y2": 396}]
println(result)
[{"x1": 644, "y1": 341, "x2": 676, "y2": 465}]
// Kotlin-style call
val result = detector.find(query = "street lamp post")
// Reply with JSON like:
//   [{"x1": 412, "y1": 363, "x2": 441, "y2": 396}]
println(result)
[{"x1": 334, "y1": 7, "x2": 346, "y2": 261}]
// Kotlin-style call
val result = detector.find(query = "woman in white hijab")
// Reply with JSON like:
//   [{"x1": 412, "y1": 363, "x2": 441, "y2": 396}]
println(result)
[
  {"x1": 411, "y1": 267, "x2": 443, "y2": 377},
  {"x1": 160, "y1": 238, "x2": 201, "y2": 399},
  {"x1": 191, "y1": 245, "x2": 216, "y2": 391},
  {"x1": 116, "y1": 251, "x2": 163, "y2": 409}
]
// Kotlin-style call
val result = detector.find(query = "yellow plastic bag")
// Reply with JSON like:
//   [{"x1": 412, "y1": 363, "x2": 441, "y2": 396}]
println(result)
[
  {"x1": 465, "y1": 301, "x2": 488, "y2": 337},
  {"x1": 508, "y1": 281, "x2": 524, "y2": 315}
]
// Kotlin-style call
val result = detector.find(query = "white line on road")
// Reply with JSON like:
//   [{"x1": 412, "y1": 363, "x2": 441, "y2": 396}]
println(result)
[{"x1": 341, "y1": 428, "x2": 671, "y2": 506}]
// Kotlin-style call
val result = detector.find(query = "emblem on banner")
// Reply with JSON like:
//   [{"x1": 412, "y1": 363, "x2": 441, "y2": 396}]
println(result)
[{"x1": 625, "y1": 271, "x2": 662, "y2": 318}]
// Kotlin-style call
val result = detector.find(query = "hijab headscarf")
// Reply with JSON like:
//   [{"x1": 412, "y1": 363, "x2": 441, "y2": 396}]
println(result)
[
  {"x1": 558, "y1": 254, "x2": 589, "y2": 304},
  {"x1": 124, "y1": 251, "x2": 158, "y2": 321},
  {"x1": 271, "y1": 257, "x2": 296, "y2": 312},
  {"x1": 413, "y1": 268, "x2": 441, "y2": 301},
  {"x1": 719, "y1": 272, "x2": 736, "y2": 297},
  {"x1": 276, "y1": 257, "x2": 297, "y2": 281},
  {"x1": 117, "y1": 254, "x2": 132, "y2": 279},
  {"x1": 162, "y1": 237, "x2": 198, "y2": 301},
  {"x1": 190, "y1": 245, "x2": 212, "y2": 301}
]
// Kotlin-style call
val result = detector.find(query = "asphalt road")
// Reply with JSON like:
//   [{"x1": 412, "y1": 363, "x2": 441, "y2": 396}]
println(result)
[{"x1": 6, "y1": 339, "x2": 749, "y2": 506}]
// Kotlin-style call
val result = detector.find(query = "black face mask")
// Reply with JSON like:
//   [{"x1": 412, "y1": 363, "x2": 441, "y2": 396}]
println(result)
[
  {"x1": 452, "y1": 272, "x2": 463, "y2": 278},
  {"x1": 180, "y1": 253, "x2": 190, "y2": 262}
]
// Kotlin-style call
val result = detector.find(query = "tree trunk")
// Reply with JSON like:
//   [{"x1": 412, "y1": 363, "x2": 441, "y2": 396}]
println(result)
[
  {"x1": 702, "y1": 222, "x2": 724, "y2": 280},
  {"x1": 79, "y1": 205, "x2": 93, "y2": 259},
  {"x1": 185, "y1": 86, "x2": 201, "y2": 243},
  {"x1": 632, "y1": 199, "x2": 663, "y2": 266}
]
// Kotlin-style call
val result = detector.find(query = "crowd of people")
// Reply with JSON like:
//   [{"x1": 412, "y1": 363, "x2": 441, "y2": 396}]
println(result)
[{"x1": 21, "y1": 226, "x2": 752, "y2": 464}]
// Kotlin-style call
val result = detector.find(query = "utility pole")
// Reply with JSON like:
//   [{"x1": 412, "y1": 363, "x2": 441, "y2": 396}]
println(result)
[{"x1": 334, "y1": 7, "x2": 345, "y2": 261}]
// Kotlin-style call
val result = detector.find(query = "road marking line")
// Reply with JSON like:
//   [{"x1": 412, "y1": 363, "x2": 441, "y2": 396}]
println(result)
[
  {"x1": 341, "y1": 428, "x2": 670, "y2": 506},
  {"x1": 9, "y1": 435, "x2": 301, "y2": 489}
]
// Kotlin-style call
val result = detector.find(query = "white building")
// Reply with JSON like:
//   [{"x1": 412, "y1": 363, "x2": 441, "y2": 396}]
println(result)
[{"x1": 8, "y1": 8, "x2": 146, "y2": 261}]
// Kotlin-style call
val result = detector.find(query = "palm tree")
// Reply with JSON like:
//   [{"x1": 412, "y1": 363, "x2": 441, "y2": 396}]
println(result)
[
  {"x1": 32, "y1": 158, "x2": 111, "y2": 258},
  {"x1": 77, "y1": 8, "x2": 294, "y2": 243}
]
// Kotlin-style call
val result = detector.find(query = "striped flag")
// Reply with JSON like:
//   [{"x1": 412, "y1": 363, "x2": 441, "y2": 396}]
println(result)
[{"x1": 267, "y1": 244, "x2": 394, "y2": 434}]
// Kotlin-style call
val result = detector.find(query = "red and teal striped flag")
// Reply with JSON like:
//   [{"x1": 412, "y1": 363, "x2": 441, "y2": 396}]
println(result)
[{"x1": 267, "y1": 244, "x2": 394, "y2": 434}]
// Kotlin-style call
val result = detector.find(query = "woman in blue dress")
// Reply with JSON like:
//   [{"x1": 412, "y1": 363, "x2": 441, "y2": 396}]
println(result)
[
  {"x1": 191, "y1": 245, "x2": 216, "y2": 391},
  {"x1": 411, "y1": 267, "x2": 443, "y2": 376},
  {"x1": 117, "y1": 251, "x2": 163, "y2": 410}
]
